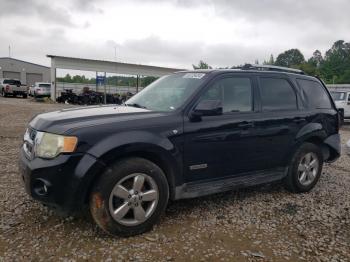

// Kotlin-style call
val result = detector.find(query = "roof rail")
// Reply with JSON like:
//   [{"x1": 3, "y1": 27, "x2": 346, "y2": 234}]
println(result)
[{"x1": 241, "y1": 64, "x2": 305, "y2": 75}]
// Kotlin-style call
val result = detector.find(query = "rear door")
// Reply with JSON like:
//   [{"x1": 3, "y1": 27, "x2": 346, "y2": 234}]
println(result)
[{"x1": 251, "y1": 75, "x2": 308, "y2": 170}]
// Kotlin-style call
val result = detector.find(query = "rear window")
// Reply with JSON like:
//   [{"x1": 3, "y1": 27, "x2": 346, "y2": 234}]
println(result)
[
  {"x1": 330, "y1": 91, "x2": 346, "y2": 101},
  {"x1": 259, "y1": 78, "x2": 297, "y2": 111},
  {"x1": 297, "y1": 79, "x2": 332, "y2": 109},
  {"x1": 4, "y1": 79, "x2": 21, "y2": 85},
  {"x1": 39, "y1": 84, "x2": 50, "y2": 88}
]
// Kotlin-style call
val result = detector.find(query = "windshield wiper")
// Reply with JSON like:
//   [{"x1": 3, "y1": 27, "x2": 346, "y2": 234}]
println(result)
[{"x1": 125, "y1": 103, "x2": 148, "y2": 109}]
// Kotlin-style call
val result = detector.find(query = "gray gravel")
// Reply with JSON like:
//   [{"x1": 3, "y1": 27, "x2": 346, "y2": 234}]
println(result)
[{"x1": 0, "y1": 97, "x2": 349, "y2": 261}]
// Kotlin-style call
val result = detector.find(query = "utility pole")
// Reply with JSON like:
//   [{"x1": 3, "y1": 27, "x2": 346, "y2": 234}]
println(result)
[
  {"x1": 114, "y1": 47, "x2": 117, "y2": 62},
  {"x1": 104, "y1": 72, "x2": 107, "y2": 104}
]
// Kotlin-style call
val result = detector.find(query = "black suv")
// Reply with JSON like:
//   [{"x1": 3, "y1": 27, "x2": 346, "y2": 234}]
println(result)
[{"x1": 19, "y1": 65, "x2": 341, "y2": 236}]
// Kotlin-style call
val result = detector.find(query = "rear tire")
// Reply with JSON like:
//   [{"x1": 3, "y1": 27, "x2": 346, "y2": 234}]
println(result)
[
  {"x1": 90, "y1": 157, "x2": 169, "y2": 237},
  {"x1": 284, "y1": 143, "x2": 323, "y2": 193}
]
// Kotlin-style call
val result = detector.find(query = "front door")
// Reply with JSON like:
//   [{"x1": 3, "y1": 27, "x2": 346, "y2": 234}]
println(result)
[{"x1": 183, "y1": 75, "x2": 260, "y2": 182}]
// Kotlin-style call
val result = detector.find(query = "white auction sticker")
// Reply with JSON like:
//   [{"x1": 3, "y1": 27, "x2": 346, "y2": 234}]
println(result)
[{"x1": 183, "y1": 73, "x2": 206, "y2": 79}]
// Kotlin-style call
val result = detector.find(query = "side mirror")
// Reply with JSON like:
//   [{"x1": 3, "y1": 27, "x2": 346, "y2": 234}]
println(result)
[{"x1": 190, "y1": 99, "x2": 222, "y2": 121}]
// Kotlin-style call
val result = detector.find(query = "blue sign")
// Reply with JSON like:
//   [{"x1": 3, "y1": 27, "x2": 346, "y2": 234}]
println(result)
[{"x1": 96, "y1": 76, "x2": 105, "y2": 85}]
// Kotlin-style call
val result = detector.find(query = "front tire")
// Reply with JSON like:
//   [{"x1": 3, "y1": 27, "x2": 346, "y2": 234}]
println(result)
[
  {"x1": 90, "y1": 157, "x2": 169, "y2": 237},
  {"x1": 284, "y1": 143, "x2": 323, "y2": 193}
]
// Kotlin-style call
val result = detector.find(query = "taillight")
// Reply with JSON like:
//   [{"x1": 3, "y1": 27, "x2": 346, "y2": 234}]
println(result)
[{"x1": 5, "y1": 85, "x2": 10, "y2": 91}]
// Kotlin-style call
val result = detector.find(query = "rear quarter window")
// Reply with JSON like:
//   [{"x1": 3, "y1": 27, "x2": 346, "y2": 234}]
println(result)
[{"x1": 297, "y1": 79, "x2": 332, "y2": 109}]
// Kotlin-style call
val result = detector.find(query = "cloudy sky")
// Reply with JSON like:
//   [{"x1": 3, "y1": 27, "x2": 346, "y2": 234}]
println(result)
[{"x1": 0, "y1": 0, "x2": 349, "y2": 70}]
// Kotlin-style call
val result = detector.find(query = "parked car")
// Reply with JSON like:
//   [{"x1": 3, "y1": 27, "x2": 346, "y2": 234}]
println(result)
[
  {"x1": 0, "y1": 78, "x2": 27, "y2": 98},
  {"x1": 330, "y1": 90, "x2": 350, "y2": 119},
  {"x1": 19, "y1": 65, "x2": 341, "y2": 236},
  {"x1": 31, "y1": 82, "x2": 51, "y2": 98}
]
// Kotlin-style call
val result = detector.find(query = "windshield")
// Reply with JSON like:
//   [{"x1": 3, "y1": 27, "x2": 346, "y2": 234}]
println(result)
[
  {"x1": 125, "y1": 72, "x2": 207, "y2": 111},
  {"x1": 330, "y1": 91, "x2": 346, "y2": 101},
  {"x1": 39, "y1": 84, "x2": 50, "y2": 88}
]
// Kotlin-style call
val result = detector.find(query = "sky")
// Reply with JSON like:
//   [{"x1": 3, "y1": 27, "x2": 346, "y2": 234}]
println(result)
[{"x1": 0, "y1": 0, "x2": 349, "y2": 70}]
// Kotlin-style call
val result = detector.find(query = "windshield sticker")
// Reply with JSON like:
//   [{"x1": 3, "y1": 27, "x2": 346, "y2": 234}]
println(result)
[{"x1": 183, "y1": 73, "x2": 206, "y2": 79}]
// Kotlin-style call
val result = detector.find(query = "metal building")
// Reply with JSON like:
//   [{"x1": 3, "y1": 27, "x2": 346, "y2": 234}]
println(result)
[
  {"x1": 0, "y1": 57, "x2": 50, "y2": 86},
  {"x1": 47, "y1": 55, "x2": 185, "y2": 100}
]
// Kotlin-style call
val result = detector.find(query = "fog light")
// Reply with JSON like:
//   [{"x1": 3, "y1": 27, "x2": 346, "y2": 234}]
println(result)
[{"x1": 33, "y1": 178, "x2": 51, "y2": 196}]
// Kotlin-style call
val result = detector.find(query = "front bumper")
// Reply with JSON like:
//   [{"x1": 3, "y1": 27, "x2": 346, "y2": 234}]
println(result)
[{"x1": 19, "y1": 148, "x2": 105, "y2": 213}]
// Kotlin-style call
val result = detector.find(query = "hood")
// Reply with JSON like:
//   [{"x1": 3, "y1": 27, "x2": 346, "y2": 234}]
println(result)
[{"x1": 30, "y1": 105, "x2": 164, "y2": 134}]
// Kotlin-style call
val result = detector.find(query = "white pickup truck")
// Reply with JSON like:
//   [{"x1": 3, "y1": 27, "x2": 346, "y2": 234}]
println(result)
[{"x1": 0, "y1": 78, "x2": 28, "y2": 98}]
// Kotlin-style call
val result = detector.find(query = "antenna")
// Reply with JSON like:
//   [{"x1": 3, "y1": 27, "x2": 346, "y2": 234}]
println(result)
[{"x1": 8, "y1": 45, "x2": 11, "y2": 58}]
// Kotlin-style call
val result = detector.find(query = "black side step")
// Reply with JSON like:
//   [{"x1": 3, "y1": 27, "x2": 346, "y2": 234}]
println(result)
[{"x1": 174, "y1": 168, "x2": 287, "y2": 200}]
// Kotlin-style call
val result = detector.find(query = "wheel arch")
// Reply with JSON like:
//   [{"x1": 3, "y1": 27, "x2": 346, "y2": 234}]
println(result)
[
  {"x1": 293, "y1": 126, "x2": 339, "y2": 163},
  {"x1": 82, "y1": 140, "x2": 182, "y2": 204}
]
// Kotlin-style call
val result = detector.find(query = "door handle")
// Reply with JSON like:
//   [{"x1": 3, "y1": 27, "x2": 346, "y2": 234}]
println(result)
[
  {"x1": 238, "y1": 122, "x2": 254, "y2": 128},
  {"x1": 293, "y1": 117, "x2": 306, "y2": 123}
]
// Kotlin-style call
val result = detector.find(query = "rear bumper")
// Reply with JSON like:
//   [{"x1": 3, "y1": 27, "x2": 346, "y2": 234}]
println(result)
[
  {"x1": 4, "y1": 90, "x2": 27, "y2": 95},
  {"x1": 324, "y1": 134, "x2": 341, "y2": 162},
  {"x1": 19, "y1": 148, "x2": 105, "y2": 213},
  {"x1": 34, "y1": 92, "x2": 50, "y2": 98}
]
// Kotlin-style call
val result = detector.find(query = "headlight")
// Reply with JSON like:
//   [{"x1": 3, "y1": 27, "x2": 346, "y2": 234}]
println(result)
[{"x1": 34, "y1": 132, "x2": 78, "y2": 159}]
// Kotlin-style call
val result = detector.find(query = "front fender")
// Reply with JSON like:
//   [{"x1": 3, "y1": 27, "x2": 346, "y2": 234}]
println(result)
[
  {"x1": 84, "y1": 131, "x2": 183, "y2": 200},
  {"x1": 87, "y1": 131, "x2": 174, "y2": 158}
]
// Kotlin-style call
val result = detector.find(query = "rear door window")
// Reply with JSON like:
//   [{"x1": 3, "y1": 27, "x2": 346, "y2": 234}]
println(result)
[
  {"x1": 259, "y1": 77, "x2": 297, "y2": 111},
  {"x1": 297, "y1": 79, "x2": 332, "y2": 109}
]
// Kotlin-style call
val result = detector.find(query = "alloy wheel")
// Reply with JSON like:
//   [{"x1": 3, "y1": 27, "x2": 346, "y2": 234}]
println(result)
[
  {"x1": 108, "y1": 173, "x2": 159, "y2": 226},
  {"x1": 297, "y1": 152, "x2": 319, "y2": 186}
]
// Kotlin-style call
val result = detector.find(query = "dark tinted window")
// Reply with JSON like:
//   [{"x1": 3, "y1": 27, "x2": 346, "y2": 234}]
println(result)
[
  {"x1": 260, "y1": 78, "x2": 297, "y2": 111},
  {"x1": 200, "y1": 77, "x2": 252, "y2": 112},
  {"x1": 4, "y1": 79, "x2": 21, "y2": 85},
  {"x1": 297, "y1": 79, "x2": 332, "y2": 109},
  {"x1": 39, "y1": 84, "x2": 50, "y2": 88}
]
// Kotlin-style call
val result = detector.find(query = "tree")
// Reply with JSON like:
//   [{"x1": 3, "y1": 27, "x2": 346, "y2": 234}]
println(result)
[
  {"x1": 192, "y1": 60, "x2": 212, "y2": 69},
  {"x1": 293, "y1": 62, "x2": 318, "y2": 76},
  {"x1": 263, "y1": 54, "x2": 275, "y2": 65},
  {"x1": 320, "y1": 40, "x2": 350, "y2": 83},
  {"x1": 308, "y1": 50, "x2": 323, "y2": 67},
  {"x1": 275, "y1": 49, "x2": 305, "y2": 67}
]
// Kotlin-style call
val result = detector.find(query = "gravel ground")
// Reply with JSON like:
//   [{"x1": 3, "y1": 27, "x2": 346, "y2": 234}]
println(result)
[{"x1": 0, "y1": 97, "x2": 349, "y2": 261}]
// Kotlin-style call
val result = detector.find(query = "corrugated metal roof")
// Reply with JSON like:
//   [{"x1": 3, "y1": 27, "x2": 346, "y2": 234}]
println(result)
[{"x1": 0, "y1": 57, "x2": 50, "y2": 69}]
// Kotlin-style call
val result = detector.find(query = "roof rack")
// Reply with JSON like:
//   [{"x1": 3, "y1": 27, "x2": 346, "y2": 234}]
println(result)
[{"x1": 240, "y1": 64, "x2": 305, "y2": 75}]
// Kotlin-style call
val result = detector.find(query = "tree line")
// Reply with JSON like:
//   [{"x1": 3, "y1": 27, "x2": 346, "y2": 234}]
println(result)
[
  {"x1": 57, "y1": 39, "x2": 350, "y2": 86},
  {"x1": 56, "y1": 74, "x2": 157, "y2": 87},
  {"x1": 193, "y1": 40, "x2": 350, "y2": 84}
]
